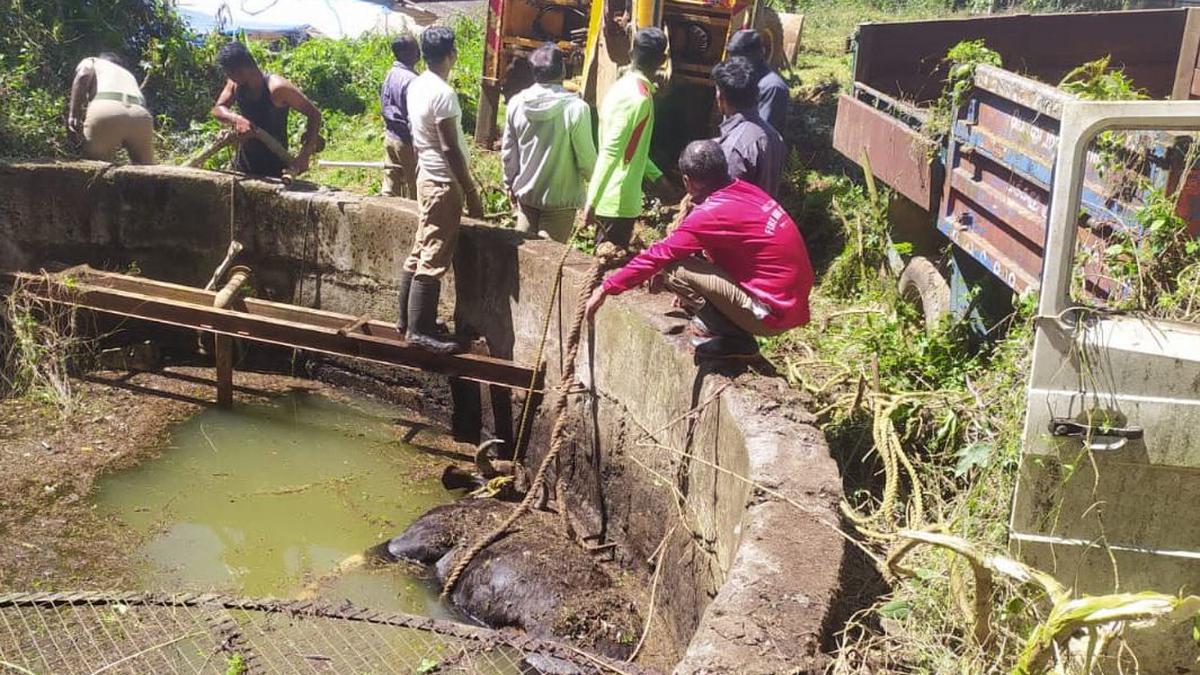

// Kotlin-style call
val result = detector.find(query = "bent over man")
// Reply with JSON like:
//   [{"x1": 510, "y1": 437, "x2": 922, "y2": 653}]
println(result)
[
  {"x1": 212, "y1": 42, "x2": 322, "y2": 177},
  {"x1": 69, "y1": 52, "x2": 154, "y2": 164},
  {"x1": 502, "y1": 43, "x2": 597, "y2": 243},
  {"x1": 586, "y1": 140, "x2": 813, "y2": 359},
  {"x1": 398, "y1": 25, "x2": 485, "y2": 354}
]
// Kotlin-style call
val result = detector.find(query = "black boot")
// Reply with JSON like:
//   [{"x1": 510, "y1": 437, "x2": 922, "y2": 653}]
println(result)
[
  {"x1": 693, "y1": 303, "x2": 759, "y2": 359},
  {"x1": 395, "y1": 270, "x2": 414, "y2": 334},
  {"x1": 406, "y1": 276, "x2": 458, "y2": 354}
]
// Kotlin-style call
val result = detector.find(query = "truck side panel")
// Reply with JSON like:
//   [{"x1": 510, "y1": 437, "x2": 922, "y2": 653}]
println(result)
[
  {"x1": 832, "y1": 93, "x2": 936, "y2": 211},
  {"x1": 854, "y1": 9, "x2": 1191, "y2": 105}
]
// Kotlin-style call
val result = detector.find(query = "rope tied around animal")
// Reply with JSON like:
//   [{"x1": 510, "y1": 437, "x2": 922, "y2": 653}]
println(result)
[{"x1": 440, "y1": 242, "x2": 627, "y2": 600}]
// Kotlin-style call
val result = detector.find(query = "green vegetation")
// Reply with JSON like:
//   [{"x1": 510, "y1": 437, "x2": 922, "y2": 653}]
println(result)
[
  {"x1": 224, "y1": 653, "x2": 248, "y2": 675},
  {"x1": 1, "y1": 273, "x2": 88, "y2": 416}
]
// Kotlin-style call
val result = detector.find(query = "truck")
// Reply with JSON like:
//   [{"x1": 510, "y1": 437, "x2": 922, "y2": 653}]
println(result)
[
  {"x1": 833, "y1": 8, "x2": 1200, "y2": 327},
  {"x1": 834, "y1": 9, "x2": 1200, "y2": 669},
  {"x1": 472, "y1": 0, "x2": 805, "y2": 147}
]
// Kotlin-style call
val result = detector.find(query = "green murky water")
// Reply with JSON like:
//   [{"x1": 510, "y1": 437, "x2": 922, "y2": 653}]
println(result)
[{"x1": 95, "y1": 390, "x2": 455, "y2": 618}]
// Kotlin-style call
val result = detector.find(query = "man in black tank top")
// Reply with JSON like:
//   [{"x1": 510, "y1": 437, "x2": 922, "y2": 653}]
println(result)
[{"x1": 212, "y1": 42, "x2": 322, "y2": 178}]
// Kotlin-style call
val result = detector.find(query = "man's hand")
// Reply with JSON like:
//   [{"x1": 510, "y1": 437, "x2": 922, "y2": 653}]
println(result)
[
  {"x1": 290, "y1": 153, "x2": 312, "y2": 175},
  {"x1": 67, "y1": 115, "x2": 83, "y2": 137},
  {"x1": 585, "y1": 285, "x2": 609, "y2": 322},
  {"x1": 648, "y1": 272, "x2": 665, "y2": 294},
  {"x1": 650, "y1": 176, "x2": 682, "y2": 204},
  {"x1": 465, "y1": 185, "x2": 485, "y2": 218},
  {"x1": 232, "y1": 115, "x2": 254, "y2": 136}
]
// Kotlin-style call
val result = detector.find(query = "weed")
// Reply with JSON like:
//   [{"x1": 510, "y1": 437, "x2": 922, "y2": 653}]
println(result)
[
  {"x1": 1, "y1": 273, "x2": 91, "y2": 417},
  {"x1": 922, "y1": 40, "x2": 1002, "y2": 155},
  {"x1": 224, "y1": 653, "x2": 247, "y2": 675}
]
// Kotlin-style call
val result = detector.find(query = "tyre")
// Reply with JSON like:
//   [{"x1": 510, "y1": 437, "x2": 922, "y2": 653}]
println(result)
[
  {"x1": 753, "y1": 7, "x2": 787, "y2": 70},
  {"x1": 898, "y1": 256, "x2": 951, "y2": 333}
]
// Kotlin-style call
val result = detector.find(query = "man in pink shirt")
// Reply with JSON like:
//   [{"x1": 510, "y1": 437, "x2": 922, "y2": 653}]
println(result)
[{"x1": 586, "y1": 139, "x2": 813, "y2": 359}]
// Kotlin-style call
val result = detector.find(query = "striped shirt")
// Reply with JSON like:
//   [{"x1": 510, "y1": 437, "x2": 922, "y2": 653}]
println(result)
[{"x1": 585, "y1": 70, "x2": 663, "y2": 218}]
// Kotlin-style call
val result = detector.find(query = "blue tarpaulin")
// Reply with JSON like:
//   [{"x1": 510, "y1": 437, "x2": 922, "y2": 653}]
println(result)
[{"x1": 174, "y1": 0, "x2": 423, "y2": 39}]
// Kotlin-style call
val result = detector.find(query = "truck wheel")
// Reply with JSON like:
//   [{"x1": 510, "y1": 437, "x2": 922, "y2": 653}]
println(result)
[
  {"x1": 898, "y1": 256, "x2": 951, "y2": 333},
  {"x1": 754, "y1": 7, "x2": 787, "y2": 70}
]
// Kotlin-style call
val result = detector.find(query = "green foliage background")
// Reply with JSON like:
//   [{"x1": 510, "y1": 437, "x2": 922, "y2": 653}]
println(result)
[{"x1": 0, "y1": 0, "x2": 487, "y2": 197}]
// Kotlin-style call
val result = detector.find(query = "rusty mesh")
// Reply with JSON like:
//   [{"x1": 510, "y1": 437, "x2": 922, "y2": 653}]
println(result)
[{"x1": 0, "y1": 592, "x2": 641, "y2": 675}]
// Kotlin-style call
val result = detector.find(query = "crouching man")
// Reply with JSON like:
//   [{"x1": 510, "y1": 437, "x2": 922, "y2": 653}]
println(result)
[{"x1": 585, "y1": 140, "x2": 813, "y2": 359}]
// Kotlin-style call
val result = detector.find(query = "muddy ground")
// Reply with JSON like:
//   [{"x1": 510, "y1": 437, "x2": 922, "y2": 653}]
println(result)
[{"x1": 0, "y1": 365, "x2": 675, "y2": 668}]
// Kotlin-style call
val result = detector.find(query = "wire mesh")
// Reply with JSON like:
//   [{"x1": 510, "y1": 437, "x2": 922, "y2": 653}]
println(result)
[{"x1": 0, "y1": 592, "x2": 644, "y2": 675}]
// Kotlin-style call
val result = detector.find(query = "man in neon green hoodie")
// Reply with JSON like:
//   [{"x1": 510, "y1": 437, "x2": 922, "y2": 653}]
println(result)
[{"x1": 584, "y1": 27, "x2": 670, "y2": 248}]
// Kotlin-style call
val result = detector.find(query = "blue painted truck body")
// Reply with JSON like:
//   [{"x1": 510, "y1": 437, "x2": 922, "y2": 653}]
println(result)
[{"x1": 831, "y1": 8, "x2": 1200, "y2": 317}]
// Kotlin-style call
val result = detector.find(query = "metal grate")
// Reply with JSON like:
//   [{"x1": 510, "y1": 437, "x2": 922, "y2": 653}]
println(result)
[{"x1": 0, "y1": 592, "x2": 645, "y2": 675}]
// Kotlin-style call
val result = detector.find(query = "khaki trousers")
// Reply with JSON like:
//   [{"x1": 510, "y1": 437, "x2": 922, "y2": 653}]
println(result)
[
  {"x1": 663, "y1": 257, "x2": 782, "y2": 337},
  {"x1": 83, "y1": 99, "x2": 154, "y2": 164},
  {"x1": 382, "y1": 135, "x2": 417, "y2": 199},
  {"x1": 404, "y1": 178, "x2": 463, "y2": 278},
  {"x1": 514, "y1": 204, "x2": 577, "y2": 243}
]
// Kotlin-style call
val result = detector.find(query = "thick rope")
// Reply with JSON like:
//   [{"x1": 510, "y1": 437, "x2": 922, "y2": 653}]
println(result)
[{"x1": 441, "y1": 245, "x2": 621, "y2": 600}]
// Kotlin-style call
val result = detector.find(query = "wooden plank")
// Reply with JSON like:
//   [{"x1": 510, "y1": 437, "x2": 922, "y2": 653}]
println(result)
[
  {"x1": 1173, "y1": 8, "x2": 1200, "y2": 100},
  {"x1": 214, "y1": 334, "x2": 234, "y2": 409},
  {"x1": 10, "y1": 271, "x2": 543, "y2": 392},
  {"x1": 337, "y1": 315, "x2": 371, "y2": 336}
]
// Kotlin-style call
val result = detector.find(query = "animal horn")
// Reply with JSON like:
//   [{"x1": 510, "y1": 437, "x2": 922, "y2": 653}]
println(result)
[{"x1": 474, "y1": 439, "x2": 506, "y2": 477}]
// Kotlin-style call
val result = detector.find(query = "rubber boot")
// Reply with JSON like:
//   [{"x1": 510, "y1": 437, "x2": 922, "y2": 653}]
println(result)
[
  {"x1": 693, "y1": 303, "x2": 759, "y2": 359},
  {"x1": 406, "y1": 276, "x2": 458, "y2": 354},
  {"x1": 395, "y1": 270, "x2": 414, "y2": 334}
]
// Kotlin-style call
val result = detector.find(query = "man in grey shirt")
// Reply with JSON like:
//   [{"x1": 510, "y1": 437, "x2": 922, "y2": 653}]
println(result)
[
  {"x1": 713, "y1": 57, "x2": 785, "y2": 197},
  {"x1": 380, "y1": 34, "x2": 420, "y2": 199},
  {"x1": 726, "y1": 29, "x2": 789, "y2": 135},
  {"x1": 502, "y1": 43, "x2": 596, "y2": 243}
]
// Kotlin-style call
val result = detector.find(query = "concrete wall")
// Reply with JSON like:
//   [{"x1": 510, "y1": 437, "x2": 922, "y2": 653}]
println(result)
[{"x1": 0, "y1": 161, "x2": 846, "y2": 673}]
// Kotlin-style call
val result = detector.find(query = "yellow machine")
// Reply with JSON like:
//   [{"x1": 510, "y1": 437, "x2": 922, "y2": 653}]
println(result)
[{"x1": 473, "y1": 0, "x2": 803, "y2": 145}]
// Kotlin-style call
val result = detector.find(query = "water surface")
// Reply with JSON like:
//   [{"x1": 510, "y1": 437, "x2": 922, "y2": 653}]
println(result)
[{"x1": 95, "y1": 389, "x2": 454, "y2": 617}]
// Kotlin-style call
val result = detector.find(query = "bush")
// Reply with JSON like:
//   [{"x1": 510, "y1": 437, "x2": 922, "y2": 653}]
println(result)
[{"x1": 0, "y1": 0, "x2": 215, "y2": 158}]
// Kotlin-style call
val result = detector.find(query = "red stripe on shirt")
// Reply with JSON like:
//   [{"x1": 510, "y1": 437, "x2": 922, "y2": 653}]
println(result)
[{"x1": 624, "y1": 115, "x2": 649, "y2": 164}]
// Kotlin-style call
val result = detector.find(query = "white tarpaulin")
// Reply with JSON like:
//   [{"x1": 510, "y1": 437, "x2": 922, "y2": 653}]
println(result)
[{"x1": 174, "y1": 0, "x2": 428, "y2": 40}]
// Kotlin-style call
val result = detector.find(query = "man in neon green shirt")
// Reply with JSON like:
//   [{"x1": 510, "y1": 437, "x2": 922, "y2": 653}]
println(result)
[{"x1": 584, "y1": 27, "x2": 669, "y2": 248}]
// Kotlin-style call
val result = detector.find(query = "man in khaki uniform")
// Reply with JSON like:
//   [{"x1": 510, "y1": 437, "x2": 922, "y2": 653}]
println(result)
[
  {"x1": 399, "y1": 25, "x2": 484, "y2": 354},
  {"x1": 68, "y1": 52, "x2": 154, "y2": 164}
]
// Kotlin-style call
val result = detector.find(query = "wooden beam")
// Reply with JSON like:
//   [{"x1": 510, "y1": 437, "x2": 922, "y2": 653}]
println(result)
[
  {"x1": 9, "y1": 269, "x2": 543, "y2": 392},
  {"x1": 214, "y1": 334, "x2": 234, "y2": 408},
  {"x1": 1173, "y1": 8, "x2": 1200, "y2": 100}
]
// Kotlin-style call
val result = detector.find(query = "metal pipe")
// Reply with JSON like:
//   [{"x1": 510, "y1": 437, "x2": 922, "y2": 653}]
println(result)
[
  {"x1": 213, "y1": 265, "x2": 251, "y2": 309},
  {"x1": 316, "y1": 160, "x2": 403, "y2": 170},
  {"x1": 204, "y1": 240, "x2": 244, "y2": 291}
]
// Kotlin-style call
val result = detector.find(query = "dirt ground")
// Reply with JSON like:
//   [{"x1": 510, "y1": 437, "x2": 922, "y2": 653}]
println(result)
[{"x1": 0, "y1": 367, "x2": 324, "y2": 591}]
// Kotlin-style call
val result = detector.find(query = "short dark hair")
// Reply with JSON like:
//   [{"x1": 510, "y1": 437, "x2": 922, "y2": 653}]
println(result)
[
  {"x1": 391, "y1": 34, "x2": 420, "y2": 65},
  {"x1": 631, "y1": 27, "x2": 668, "y2": 71},
  {"x1": 217, "y1": 41, "x2": 257, "y2": 73},
  {"x1": 712, "y1": 57, "x2": 757, "y2": 110},
  {"x1": 529, "y1": 43, "x2": 564, "y2": 83},
  {"x1": 97, "y1": 51, "x2": 125, "y2": 68},
  {"x1": 421, "y1": 26, "x2": 456, "y2": 66},
  {"x1": 679, "y1": 140, "x2": 729, "y2": 187},
  {"x1": 726, "y1": 29, "x2": 764, "y2": 61}
]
